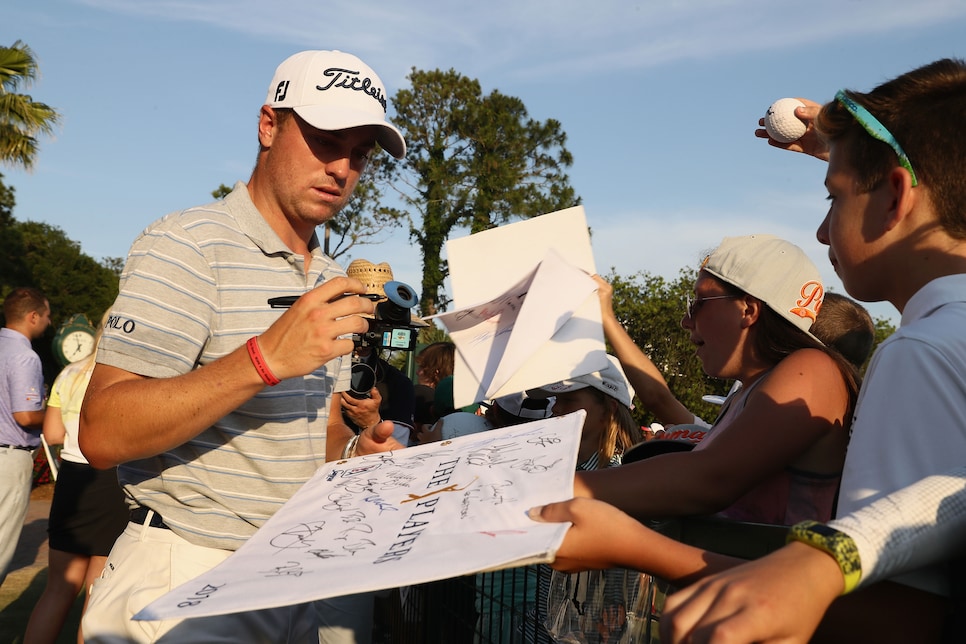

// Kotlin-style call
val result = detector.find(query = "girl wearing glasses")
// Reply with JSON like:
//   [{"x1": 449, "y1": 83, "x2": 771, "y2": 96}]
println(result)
[{"x1": 574, "y1": 234, "x2": 859, "y2": 527}]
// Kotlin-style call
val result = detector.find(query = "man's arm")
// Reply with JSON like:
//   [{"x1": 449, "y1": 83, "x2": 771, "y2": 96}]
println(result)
[
  {"x1": 326, "y1": 393, "x2": 404, "y2": 461},
  {"x1": 80, "y1": 277, "x2": 373, "y2": 468},
  {"x1": 661, "y1": 467, "x2": 966, "y2": 643},
  {"x1": 12, "y1": 409, "x2": 45, "y2": 432}
]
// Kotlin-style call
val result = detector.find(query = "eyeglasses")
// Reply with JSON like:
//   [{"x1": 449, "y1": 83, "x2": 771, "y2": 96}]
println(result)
[
  {"x1": 685, "y1": 294, "x2": 739, "y2": 318},
  {"x1": 834, "y1": 90, "x2": 918, "y2": 187}
]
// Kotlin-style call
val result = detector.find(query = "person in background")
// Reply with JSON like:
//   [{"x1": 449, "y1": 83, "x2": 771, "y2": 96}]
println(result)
[
  {"x1": 24, "y1": 318, "x2": 128, "y2": 644},
  {"x1": 521, "y1": 356, "x2": 644, "y2": 643},
  {"x1": 597, "y1": 275, "x2": 874, "y2": 449},
  {"x1": 481, "y1": 392, "x2": 553, "y2": 428},
  {"x1": 341, "y1": 259, "x2": 418, "y2": 446},
  {"x1": 529, "y1": 354, "x2": 644, "y2": 471},
  {"x1": 0, "y1": 286, "x2": 51, "y2": 587},
  {"x1": 575, "y1": 235, "x2": 857, "y2": 527},
  {"x1": 810, "y1": 291, "x2": 875, "y2": 371},
  {"x1": 528, "y1": 235, "x2": 859, "y2": 636},
  {"x1": 78, "y1": 49, "x2": 407, "y2": 643},
  {"x1": 659, "y1": 57, "x2": 966, "y2": 643},
  {"x1": 413, "y1": 341, "x2": 455, "y2": 430}
]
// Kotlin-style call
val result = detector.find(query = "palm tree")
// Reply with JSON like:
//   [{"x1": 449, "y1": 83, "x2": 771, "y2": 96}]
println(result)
[{"x1": 0, "y1": 40, "x2": 60, "y2": 170}]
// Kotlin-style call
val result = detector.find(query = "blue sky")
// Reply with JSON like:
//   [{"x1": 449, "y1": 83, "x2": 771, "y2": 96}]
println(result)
[{"x1": 6, "y1": 0, "x2": 966, "y2": 325}]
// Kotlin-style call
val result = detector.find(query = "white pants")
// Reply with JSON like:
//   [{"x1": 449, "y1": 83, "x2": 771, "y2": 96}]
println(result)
[
  {"x1": 83, "y1": 514, "x2": 373, "y2": 643},
  {"x1": 0, "y1": 447, "x2": 35, "y2": 587}
]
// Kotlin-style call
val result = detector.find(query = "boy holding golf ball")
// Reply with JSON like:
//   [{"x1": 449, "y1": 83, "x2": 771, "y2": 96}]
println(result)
[{"x1": 658, "y1": 57, "x2": 966, "y2": 642}]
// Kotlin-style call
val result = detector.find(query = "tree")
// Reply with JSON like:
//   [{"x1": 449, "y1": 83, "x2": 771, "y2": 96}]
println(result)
[
  {"x1": 0, "y1": 40, "x2": 60, "y2": 170},
  {"x1": 1, "y1": 217, "x2": 120, "y2": 380},
  {"x1": 11, "y1": 220, "x2": 120, "y2": 319},
  {"x1": 0, "y1": 172, "x2": 14, "y2": 227},
  {"x1": 382, "y1": 68, "x2": 578, "y2": 316}
]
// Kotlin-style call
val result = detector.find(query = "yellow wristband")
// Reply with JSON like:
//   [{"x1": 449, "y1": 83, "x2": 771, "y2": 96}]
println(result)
[{"x1": 787, "y1": 520, "x2": 862, "y2": 594}]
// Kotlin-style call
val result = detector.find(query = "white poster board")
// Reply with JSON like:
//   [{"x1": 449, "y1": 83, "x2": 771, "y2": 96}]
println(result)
[
  {"x1": 136, "y1": 412, "x2": 584, "y2": 621},
  {"x1": 436, "y1": 207, "x2": 607, "y2": 408}
]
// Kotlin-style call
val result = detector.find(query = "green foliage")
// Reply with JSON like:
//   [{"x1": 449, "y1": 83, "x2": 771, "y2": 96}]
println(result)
[
  {"x1": 416, "y1": 324, "x2": 450, "y2": 347},
  {"x1": 606, "y1": 267, "x2": 731, "y2": 427},
  {"x1": 3, "y1": 220, "x2": 118, "y2": 322},
  {"x1": 0, "y1": 40, "x2": 61, "y2": 170},
  {"x1": 1, "y1": 217, "x2": 119, "y2": 379},
  {"x1": 382, "y1": 68, "x2": 579, "y2": 316},
  {"x1": 0, "y1": 172, "x2": 14, "y2": 226},
  {"x1": 211, "y1": 183, "x2": 232, "y2": 200}
]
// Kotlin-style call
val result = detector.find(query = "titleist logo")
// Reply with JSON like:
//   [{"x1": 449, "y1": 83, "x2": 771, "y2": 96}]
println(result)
[{"x1": 317, "y1": 67, "x2": 387, "y2": 111}]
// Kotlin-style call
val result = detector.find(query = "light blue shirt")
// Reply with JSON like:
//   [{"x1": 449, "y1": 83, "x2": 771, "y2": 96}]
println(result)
[{"x1": 0, "y1": 327, "x2": 44, "y2": 447}]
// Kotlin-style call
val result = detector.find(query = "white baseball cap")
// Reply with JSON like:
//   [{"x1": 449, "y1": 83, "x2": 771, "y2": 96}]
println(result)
[
  {"x1": 488, "y1": 393, "x2": 554, "y2": 421},
  {"x1": 265, "y1": 50, "x2": 406, "y2": 159},
  {"x1": 701, "y1": 234, "x2": 825, "y2": 340},
  {"x1": 528, "y1": 355, "x2": 635, "y2": 409}
]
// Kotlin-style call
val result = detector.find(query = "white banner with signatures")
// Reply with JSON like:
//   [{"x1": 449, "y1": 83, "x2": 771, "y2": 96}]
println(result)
[{"x1": 135, "y1": 412, "x2": 584, "y2": 621}]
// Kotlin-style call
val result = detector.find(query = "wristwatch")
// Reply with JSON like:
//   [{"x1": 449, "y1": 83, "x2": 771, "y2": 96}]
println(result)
[{"x1": 787, "y1": 520, "x2": 863, "y2": 594}]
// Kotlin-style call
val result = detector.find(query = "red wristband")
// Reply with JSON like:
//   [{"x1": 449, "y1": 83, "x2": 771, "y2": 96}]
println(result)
[{"x1": 246, "y1": 336, "x2": 281, "y2": 386}]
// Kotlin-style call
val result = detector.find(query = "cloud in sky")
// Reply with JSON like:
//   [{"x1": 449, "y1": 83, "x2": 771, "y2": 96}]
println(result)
[
  {"x1": 10, "y1": 0, "x2": 965, "y2": 327},
  {"x1": 76, "y1": 0, "x2": 966, "y2": 79}
]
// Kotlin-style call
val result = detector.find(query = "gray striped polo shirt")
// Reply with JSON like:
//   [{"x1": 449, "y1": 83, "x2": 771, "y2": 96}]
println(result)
[{"x1": 98, "y1": 182, "x2": 351, "y2": 550}]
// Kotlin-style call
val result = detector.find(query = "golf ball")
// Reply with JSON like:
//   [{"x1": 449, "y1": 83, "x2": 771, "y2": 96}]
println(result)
[{"x1": 764, "y1": 98, "x2": 807, "y2": 143}]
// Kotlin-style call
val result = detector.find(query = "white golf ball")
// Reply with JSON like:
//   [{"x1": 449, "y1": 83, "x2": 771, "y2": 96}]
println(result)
[{"x1": 764, "y1": 98, "x2": 807, "y2": 143}]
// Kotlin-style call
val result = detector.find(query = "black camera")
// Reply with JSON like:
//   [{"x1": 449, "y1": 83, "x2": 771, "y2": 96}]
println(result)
[
  {"x1": 348, "y1": 281, "x2": 421, "y2": 399},
  {"x1": 353, "y1": 280, "x2": 420, "y2": 353},
  {"x1": 266, "y1": 282, "x2": 422, "y2": 400}
]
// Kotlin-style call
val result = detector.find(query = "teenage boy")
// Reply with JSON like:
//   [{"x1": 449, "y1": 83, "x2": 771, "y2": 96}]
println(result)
[{"x1": 660, "y1": 57, "x2": 966, "y2": 643}]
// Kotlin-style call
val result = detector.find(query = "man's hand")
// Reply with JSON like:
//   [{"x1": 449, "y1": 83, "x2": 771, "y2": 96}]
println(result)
[
  {"x1": 340, "y1": 387, "x2": 383, "y2": 430},
  {"x1": 255, "y1": 277, "x2": 374, "y2": 381},
  {"x1": 356, "y1": 418, "x2": 405, "y2": 456}
]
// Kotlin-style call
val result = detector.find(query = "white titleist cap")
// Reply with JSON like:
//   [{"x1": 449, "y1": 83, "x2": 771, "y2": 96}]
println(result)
[{"x1": 265, "y1": 50, "x2": 406, "y2": 159}]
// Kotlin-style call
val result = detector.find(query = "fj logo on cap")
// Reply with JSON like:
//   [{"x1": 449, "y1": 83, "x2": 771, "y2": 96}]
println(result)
[
  {"x1": 274, "y1": 81, "x2": 290, "y2": 102},
  {"x1": 317, "y1": 66, "x2": 388, "y2": 111}
]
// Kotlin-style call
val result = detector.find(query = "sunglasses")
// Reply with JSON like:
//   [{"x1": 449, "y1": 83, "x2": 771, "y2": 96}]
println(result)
[
  {"x1": 834, "y1": 89, "x2": 918, "y2": 187},
  {"x1": 685, "y1": 294, "x2": 738, "y2": 318}
]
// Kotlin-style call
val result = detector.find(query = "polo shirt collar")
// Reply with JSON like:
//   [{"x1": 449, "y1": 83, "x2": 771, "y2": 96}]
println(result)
[
  {"x1": 224, "y1": 181, "x2": 323, "y2": 260},
  {"x1": 901, "y1": 274, "x2": 966, "y2": 327}
]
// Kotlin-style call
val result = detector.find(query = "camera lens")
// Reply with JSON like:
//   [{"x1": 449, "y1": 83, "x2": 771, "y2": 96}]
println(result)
[
  {"x1": 348, "y1": 363, "x2": 376, "y2": 399},
  {"x1": 391, "y1": 283, "x2": 414, "y2": 301}
]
